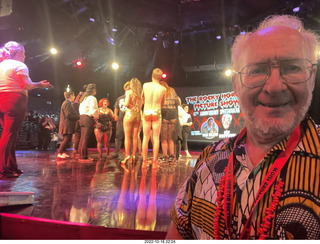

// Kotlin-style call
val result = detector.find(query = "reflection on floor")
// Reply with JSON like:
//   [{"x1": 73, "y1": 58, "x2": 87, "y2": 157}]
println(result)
[{"x1": 0, "y1": 149, "x2": 199, "y2": 234}]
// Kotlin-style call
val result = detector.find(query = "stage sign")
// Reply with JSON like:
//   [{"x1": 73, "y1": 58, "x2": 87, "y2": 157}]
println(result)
[{"x1": 174, "y1": 85, "x2": 245, "y2": 142}]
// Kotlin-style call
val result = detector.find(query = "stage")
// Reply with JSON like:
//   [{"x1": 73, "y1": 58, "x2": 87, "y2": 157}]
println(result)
[{"x1": 0, "y1": 148, "x2": 200, "y2": 239}]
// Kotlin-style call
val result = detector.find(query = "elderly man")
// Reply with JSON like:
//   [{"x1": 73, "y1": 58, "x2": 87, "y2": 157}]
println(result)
[{"x1": 167, "y1": 15, "x2": 320, "y2": 240}]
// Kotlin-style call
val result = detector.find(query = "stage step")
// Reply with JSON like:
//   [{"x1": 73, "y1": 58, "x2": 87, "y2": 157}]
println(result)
[{"x1": 0, "y1": 192, "x2": 34, "y2": 206}]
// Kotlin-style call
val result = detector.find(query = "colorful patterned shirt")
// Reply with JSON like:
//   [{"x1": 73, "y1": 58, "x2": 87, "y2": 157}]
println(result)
[{"x1": 171, "y1": 116, "x2": 320, "y2": 239}]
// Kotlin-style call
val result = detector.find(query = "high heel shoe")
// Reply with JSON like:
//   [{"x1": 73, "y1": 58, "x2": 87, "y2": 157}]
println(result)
[{"x1": 121, "y1": 155, "x2": 131, "y2": 164}]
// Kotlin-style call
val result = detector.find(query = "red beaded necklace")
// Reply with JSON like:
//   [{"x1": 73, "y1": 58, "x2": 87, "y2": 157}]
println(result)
[{"x1": 213, "y1": 125, "x2": 301, "y2": 239}]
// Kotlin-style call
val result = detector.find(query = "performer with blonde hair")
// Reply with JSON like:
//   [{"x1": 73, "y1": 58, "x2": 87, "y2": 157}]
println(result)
[{"x1": 121, "y1": 78, "x2": 142, "y2": 164}]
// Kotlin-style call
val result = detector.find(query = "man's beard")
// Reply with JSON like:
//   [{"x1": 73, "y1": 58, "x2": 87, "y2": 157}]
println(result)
[{"x1": 241, "y1": 95, "x2": 312, "y2": 136}]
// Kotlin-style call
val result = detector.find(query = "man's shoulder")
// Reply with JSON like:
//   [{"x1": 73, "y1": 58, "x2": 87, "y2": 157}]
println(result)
[
  {"x1": 62, "y1": 99, "x2": 70, "y2": 106},
  {"x1": 194, "y1": 136, "x2": 237, "y2": 170},
  {"x1": 143, "y1": 82, "x2": 152, "y2": 87},
  {"x1": 143, "y1": 82, "x2": 165, "y2": 92},
  {"x1": 4, "y1": 59, "x2": 28, "y2": 71},
  {"x1": 207, "y1": 136, "x2": 235, "y2": 154},
  {"x1": 160, "y1": 85, "x2": 167, "y2": 91}
]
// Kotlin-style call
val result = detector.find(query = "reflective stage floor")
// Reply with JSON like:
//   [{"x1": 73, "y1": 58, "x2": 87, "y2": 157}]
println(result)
[{"x1": 0, "y1": 148, "x2": 200, "y2": 235}]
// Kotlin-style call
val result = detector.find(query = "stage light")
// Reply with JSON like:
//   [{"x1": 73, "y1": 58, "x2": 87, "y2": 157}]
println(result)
[
  {"x1": 216, "y1": 35, "x2": 221, "y2": 40},
  {"x1": 174, "y1": 40, "x2": 179, "y2": 44},
  {"x1": 89, "y1": 18, "x2": 95, "y2": 22},
  {"x1": 152, "y1": 36, "x2": 157, "y2": 41},
  {"x1": 66, "y1": 85, "x2": 70, "y2": 92},
  {"x1": 50, "y1": 48, "x2": 57, "y2": 55},
  {"x1": 75, "y1": 59, "x2": 83, "y2": 67},
  {"x1": 107, "y1": 37, "x2": 116, "y2": 46},
  {"x1": 162, "y1": 73, "x2": 167, "y2": 79},
  {"x1": 224, "y1": 69, "x2": 232, "y2": 77},
  {"x1": 112, "y1": 62, "x2": 119, "y2": 70},
  {"x1": 293, "y1": 7, "x2": 300, "y2": 12}
]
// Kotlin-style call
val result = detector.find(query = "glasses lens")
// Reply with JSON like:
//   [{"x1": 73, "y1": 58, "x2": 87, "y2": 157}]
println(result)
[
  {"x1": 240, "y1": 63, "x2": 269, "y2": 88},
  {"x1": 280, "y1": 59, "x2": 313, "y2": 83},
  {"x1": 240, "y1": 59, "x2": 314, "y2": 88}
]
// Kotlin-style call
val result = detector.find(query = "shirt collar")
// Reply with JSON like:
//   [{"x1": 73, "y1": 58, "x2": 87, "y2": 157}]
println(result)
[{"x1": 233, "y1": 116, "x2": 320, "y2": 157}]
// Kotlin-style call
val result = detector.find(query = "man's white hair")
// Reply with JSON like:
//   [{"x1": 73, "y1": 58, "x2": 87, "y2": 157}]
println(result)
[{"x1": 231, "y1": 15, "x2": 319, "y2": 66}]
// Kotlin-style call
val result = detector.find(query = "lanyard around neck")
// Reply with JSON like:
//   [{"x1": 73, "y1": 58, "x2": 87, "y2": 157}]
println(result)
[{"x1": 223, "y1": 125, "x2": 301, "y2": 239}]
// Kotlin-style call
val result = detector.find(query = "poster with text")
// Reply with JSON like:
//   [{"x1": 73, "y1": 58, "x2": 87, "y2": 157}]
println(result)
[{"x1": 174, "y1": 85, "x2": 245, "y2": 142}]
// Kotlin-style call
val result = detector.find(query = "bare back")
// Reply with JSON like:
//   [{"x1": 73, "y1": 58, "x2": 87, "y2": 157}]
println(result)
[{"x1": 142, "y1": 82, "x2": 166, "y2": 111}]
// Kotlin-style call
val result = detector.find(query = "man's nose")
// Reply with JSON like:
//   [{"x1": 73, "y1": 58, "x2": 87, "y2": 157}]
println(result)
[{"x1": 263, "y1": 67, "x2": 287, "y2": 93}]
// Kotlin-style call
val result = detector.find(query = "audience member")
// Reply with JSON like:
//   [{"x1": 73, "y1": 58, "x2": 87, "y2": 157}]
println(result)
[{"x1": 0, "y1": 41, "x2": 53, "y2": 178}]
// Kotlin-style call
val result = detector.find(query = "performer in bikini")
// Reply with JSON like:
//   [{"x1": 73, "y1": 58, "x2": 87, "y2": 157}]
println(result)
[
  {"x1": 141, "y1": 68, "x2": 166, "y2": 168},
  {"x1": 121, "y1": 78, "x2": 142, "y2": 164}
]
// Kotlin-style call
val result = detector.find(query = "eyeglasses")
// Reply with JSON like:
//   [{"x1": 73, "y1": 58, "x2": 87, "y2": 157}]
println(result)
[{"x1": 234, "y1": 59, "x2": 317, "y2": 88}]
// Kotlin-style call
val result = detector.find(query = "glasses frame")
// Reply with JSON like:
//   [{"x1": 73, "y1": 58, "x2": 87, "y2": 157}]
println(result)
[{"x1": 234, "y1": 59, "x2": 317, "y2": 89}]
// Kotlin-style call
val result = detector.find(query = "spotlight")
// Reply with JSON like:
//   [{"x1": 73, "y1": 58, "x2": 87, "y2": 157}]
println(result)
[
  {"x1": 174, "y1": 40, "x2": 179, "y2": 44},
  {"x1": 107, "y1": 37, "x2": 116, "y2": 46},
  {"x1": 224, "y1": 69, "x2": 232, "y2": 77},
  {"x1": 293, "y1": 7, "x2": 300, "y2": 12},
  {"x1": 152, "y1": 36, "x2": 158, "y2": 41},
  {"x1": 75, "y1": 59, "x2": 83, "y2": 67},
  {"x1": 50, "y1": 48, "x2": 57, "y2": 55},
  {"x1": 162, "y1": 73, "x2": 167, "y2": 79},
  {"x1": 216, "y1": 35, "x2": 221, "y2": 40},
  {"x1": 112, "y1": 62, "x2": 119, "y2": 70}
]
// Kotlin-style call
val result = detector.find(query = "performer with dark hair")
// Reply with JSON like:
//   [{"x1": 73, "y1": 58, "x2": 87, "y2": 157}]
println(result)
[
  {"x1": 159, "y1": 81, "x2": 180, "y2": 163},
  {"x1": 72, "y1": 91, "x2": 84, "y2": 157},
  {"x1": 57, "y1": 91, "x2": 79, "y2": 159},
  {"x1": 78, "y1": 83, "x2": 98, "y2": 160},
  {"x1": 109, "y1": 81, "x2": 130, "y2": 159},
  {"x1": 180, "y1": 104, "x2": 193, "y2": 158},
  {"x1": 94, "y1": 98, "x2": 114, "y2": 158},
  {"x1": 37, "y1": 115, "x2": 56, "y2": 150},
  {"x1": 0, "y1": 41, "x2": 53, "y2": 178}
]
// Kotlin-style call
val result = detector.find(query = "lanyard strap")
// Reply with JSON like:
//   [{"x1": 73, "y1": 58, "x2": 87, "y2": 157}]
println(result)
[
  {"x1": 224, "y1": 125, "x2": 301, "y2": 239},
  {"x1": 223, "y1": 128, "x2": 246, "y2": 237}
]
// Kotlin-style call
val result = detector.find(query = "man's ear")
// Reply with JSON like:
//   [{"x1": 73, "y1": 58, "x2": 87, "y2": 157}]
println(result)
[
  {"x1": 231, "y1": 74, "x2": 239, "y2": 96},
  {"x1": 311, "y1": 65, "x2": 317, "y2": 91}
]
